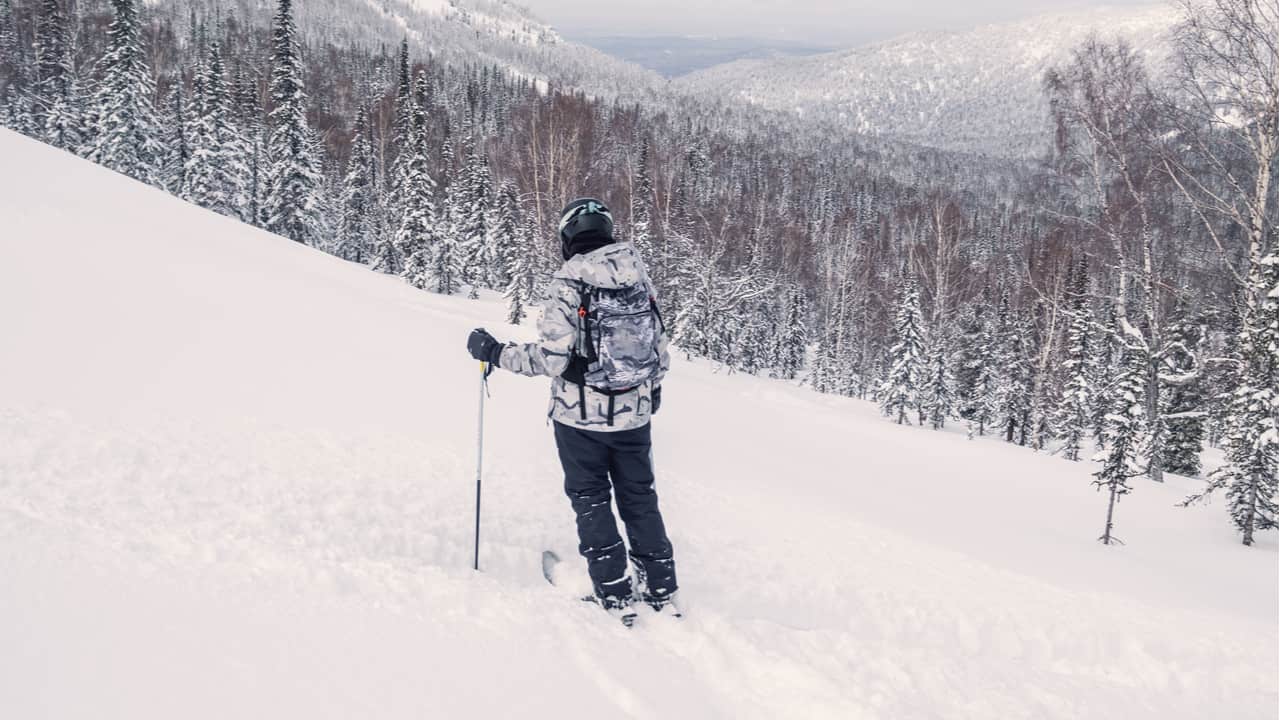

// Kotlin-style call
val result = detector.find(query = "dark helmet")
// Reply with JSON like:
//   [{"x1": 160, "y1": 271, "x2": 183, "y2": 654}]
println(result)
[{"x1": 559, "y1": 197, "x2": 614, "y2": 260}]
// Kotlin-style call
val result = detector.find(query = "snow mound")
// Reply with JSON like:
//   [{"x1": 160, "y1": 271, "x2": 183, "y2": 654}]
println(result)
[{"x1": 0, "y1": 129, "x2": 1275, "y2": 718}]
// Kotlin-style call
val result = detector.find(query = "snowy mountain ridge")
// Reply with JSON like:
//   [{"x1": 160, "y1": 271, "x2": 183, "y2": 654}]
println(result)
[
  {"x1": 674, "y1": 4, "x2": 1180, "y2": 157},
  {"x1": 149, "y1": 0, "x2": 665, "y2": 103}
]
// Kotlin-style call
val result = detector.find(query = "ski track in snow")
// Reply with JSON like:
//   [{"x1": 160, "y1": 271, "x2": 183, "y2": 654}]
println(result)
[{"x1": 0, "y1": 129, "x2": 1276, "y2": 719}]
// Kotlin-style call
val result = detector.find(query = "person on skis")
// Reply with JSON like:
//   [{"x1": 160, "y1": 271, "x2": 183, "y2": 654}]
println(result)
[{"x1": 465, "y1": 197, "x2": 678, "y2": 621}]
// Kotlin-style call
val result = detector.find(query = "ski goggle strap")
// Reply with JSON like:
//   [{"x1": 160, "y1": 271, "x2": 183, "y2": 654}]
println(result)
[{"x1": 559, "y1": 200, "x2": 612, "y2": 234}]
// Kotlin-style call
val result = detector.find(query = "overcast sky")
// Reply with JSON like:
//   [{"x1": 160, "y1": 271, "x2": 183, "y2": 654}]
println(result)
[{"x1": 523, "y1": 0, "x2": 1162, "y2": 47}]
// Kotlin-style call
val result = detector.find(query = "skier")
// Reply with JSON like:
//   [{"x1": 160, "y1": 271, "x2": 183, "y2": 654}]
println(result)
[{"x1": 465, "y1": 198, "x2": 678, "y2": 621}]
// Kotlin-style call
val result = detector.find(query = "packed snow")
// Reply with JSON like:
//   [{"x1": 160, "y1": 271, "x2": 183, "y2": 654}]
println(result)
[{"x1": 0, "y1": 129, "x2": 1275, "y2": 718}]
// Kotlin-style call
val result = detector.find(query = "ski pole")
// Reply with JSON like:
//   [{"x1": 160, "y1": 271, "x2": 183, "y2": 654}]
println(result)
[{"x1": 474, "y1": 361, "x2": 487, "y2": 571}]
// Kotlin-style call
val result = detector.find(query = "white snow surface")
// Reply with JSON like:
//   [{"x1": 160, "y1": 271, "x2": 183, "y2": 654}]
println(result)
[{"x1": 0, "y1": 128, "x2": 1276, "y2": 719}]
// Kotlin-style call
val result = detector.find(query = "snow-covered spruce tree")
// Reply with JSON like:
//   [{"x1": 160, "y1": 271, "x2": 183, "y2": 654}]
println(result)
[
  {"x1": 1056, "y1": 260, "x2": 1096, "y2": 461},
  {"x1": 1161, "y1": 307, "x2": 1207, "y2": 477},
  {"x1": 387, "y1": 38, "x2": 413, "y2": 220},
  {"x1": 370, "y1": 214, "x2": 405, "y2": 275},
  {"x1": 1089, "y1": 304, "x2": 1119, "y2": 450},
  {"x1": 993, "y1": 290, "x2": 1032, "y2": 443},
  {"x1": 43, "y1": 69, "x2": 84, "y2": 153},
  {"x1": 631, "y1": 135, "x2": 656, "y2": 264},
  {"x1": 880, "y1": 274, "x2": 926, "y2": 425},
  {"x1": 159, "y1": 81, "x2": 189, "y2": 193},
  {"x1": 923, "y1": 334, "x2": 953, "y2": 430},
  {"x1": 230, "y1": 69, "x2": 268, "y2": 230},
  {"x1": 1182, "y1": 261, "x2": 1278, "y2": 546},
  {"x1": 430, "y1": 180, "x2": 464, "y2": 296},
  {"x1": 1092, "y1": 343, "x2": 1147, "y2": 545},
  {"x1": 34, "y1": 0, "x2": 84, "y2": 153},
  {"x1": 954, "y1": 302, "x2": 996, "y2": 434},
  {"x1": 0, "y1": 0, "x2": 18, "y2": 79},
  {"x1": 262, "y1": 0, "x2": 321, "y2": 245},
  {"x1": 504, "y1": 188, "x2": 538, "y2": 325},
  {"x1": 33, "y1": 0, "x2": 71, "y2": 115},
  {"x1": 809, "y1": 314, "x2": 836, "y2": 393},
  {"x1": 969, "y1": 317, "x2": 999, "y2": 437},
  {"x1": 774, "y1": 283, "x2": 807, "y2": 380},
  {"x1": 182, "y1": 42, "x2": 247, "y2": 220},
  {"x1": 809, "y1": 273, "x2": 853, "y2": 394},
  {"x1": 86, "y1": 0, "x2": 162, "y2": 185},
  {"x1": 468, "y1": 149, "x2": 500, "y2": 293},
  {"x1": 337, "y1": 104, "x2": 378, "y2": 265},
  {"x1": 433, "y1": 132, "x2": 473, "y2": 297},
  {"x1": 1, "y1": 87, "x2": 37, "y2": 134},
  {"x1": 398, "y1": 73, "x2": 439, "y2": 292},
  {"x1": 487, "y1": 177, "x2": 519, "y2": 295},
  {"x1": 733, "y1": 296, "x2": 776, "y2": 375}
]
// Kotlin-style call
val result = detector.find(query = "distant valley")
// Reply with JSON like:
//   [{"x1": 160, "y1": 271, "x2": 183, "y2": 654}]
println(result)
[{"x1": 571, "y1": 35, "x2": 834, "y2": 77}]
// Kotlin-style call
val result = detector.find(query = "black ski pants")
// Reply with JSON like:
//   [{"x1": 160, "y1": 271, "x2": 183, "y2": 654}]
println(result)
[{"x1": 553, "y1": 421, "x2": 677, "y2": 604}]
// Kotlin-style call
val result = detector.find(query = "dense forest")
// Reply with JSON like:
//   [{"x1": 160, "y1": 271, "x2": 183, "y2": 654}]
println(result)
[{"x1": 0, "y1": 0, "x2": 1274, "y2": 544}]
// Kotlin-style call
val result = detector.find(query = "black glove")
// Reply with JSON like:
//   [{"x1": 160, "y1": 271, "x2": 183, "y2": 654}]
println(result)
[
  {"x1": 652, "y1": 385, "x2": 662, "y2": 415},
  {"x1": 466, "y1": 328, "x2": 504, "y2": 367}
]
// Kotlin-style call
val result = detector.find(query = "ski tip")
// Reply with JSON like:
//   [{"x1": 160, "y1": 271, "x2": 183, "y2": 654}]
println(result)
[{"x1": 541, "y1": 550, "x2": 561, "y2": 585}]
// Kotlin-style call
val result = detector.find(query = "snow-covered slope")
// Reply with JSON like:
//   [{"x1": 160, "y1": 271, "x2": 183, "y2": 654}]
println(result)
[
  {"x1": 675, "y1": 5, "x2": 1178, "y2": 157},
  {"x1": 0, "y1": 129, "x2": 1275, "y2": 718},
  {"x1": 170, "y1": 0, "x2": 665, "y2": 103}
]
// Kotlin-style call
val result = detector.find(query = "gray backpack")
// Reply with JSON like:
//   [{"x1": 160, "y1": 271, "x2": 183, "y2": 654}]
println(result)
[{"x1": 563, "y1": 281, "x2": 664, "y2": 393}]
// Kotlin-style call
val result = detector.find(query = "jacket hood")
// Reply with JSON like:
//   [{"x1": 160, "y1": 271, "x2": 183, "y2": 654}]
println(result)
[{"x1": 554, "y1": 242, "x2": 646, "y2": 289}]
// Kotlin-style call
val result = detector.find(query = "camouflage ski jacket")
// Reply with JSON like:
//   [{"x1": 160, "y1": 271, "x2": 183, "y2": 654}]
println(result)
[{"x1": 499, "y1": 243, "x2": 669, "y2": 432}]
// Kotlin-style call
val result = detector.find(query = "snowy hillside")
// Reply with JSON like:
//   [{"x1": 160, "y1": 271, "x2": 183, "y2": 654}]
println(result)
[
  {"x1": 0, "y1": 129, "x2": 1275, "y2": 718},
  {"x1": 675, "y1": 5, "x2": 1179, "y2": 157},
  {"x1": 152, "y1": 0, "x2": 665, "y2": 102}
]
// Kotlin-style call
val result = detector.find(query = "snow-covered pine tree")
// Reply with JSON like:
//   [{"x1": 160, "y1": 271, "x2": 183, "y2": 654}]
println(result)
[
  {"x1": 774, "y1": 284, "x2": 807, "y2": 380},
  {"x1": 955, "y1": 299, "x2": 994, "y2": 434},
  {"x1": 993, "y1": 290, "x2": 1032, "y2": 443},
  {"x1": 1, "y1": 86, "x2": 37, "y2": 135},
  {"x1": 1161, "y1": 305, "x2": 1207, "y2": 477},
  {"x1": 337, "y1": 104, "x2": 377, "y2": 265},
  {"x1": 33, "y1": 0, "x2": 71, "y2": 114},
  {"x1": 503, "y1": 188, "x2": 538, "y2": 325},
  {"x1": 0, "y1": 0, "x2": 18, "y2": 78},
  {"x1": 430, "y1": 153, "x2": 464, "y2": 295},
  {"x1": 387, "y1": 38, "x2": 413, "y2": 219},
  {"x1": 631, "y1": 135, "x2": 656, "y2": 265},
  {"x1": 398, "y1": 72, "x2": 439, "y2": 292},
  {"x1": 1182, "y1": 259, "x2": 1278, "y2": 546},
  {"x1": 43, "y1": 69, "x2": 84, "y2": 153},
  {"x1": 262, "y1": 0, "x2": 321, "y2": 245},
  {"x1": 86, "y1": 0, "x2": 162, "y2": 185},
  {"x1": 1090, "y1": 303, "x2": 1119, "y2": 450},
  {"x1": 34, "y1": 0, "x2": 84, "y2": 152},
  {"x1": 923, "y1": 334, "x2": 953, "y2": 430},
  {"x1": 1056, "y1": 259, "x2": 1095, "y2": 461},
  {"x1": 1092, "y1": 342, "x2": 1146, "y2": 545},
  {"x1": 221, "y1": 64, "x2": 264, "y2": 227},
  {"x1": 969, "y1": 310, "x2": 998, "y2": 436},
  {"x1": 486, "y1": 177, "x2": 519, "y2": 294},
  {"x1": 182, "y1": 41, "x2": 247, "y2": 220},
  {"x1": 159, "y1": 81, "x2": 190, "y2": 193},
  {"x1": 452, "y1": 134, "x2": 492, "y2": 298},
  {"x1": 469, "y1": 150, "x2": 500, "y2": 292},
  {"x1": 732, "y1": 300, "x2": 767, "y2": 375},
  {"x1": 809, "y1": 314, "x2": 836, "y2": 393},
  {"x1": 880, "y1": 273, "x2": 926, "y2": 425}
]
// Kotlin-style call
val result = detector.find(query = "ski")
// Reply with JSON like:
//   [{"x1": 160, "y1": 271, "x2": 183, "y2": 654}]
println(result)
[{"x1": 541, "y1": 550, "x2": 637, "y2": 628}]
